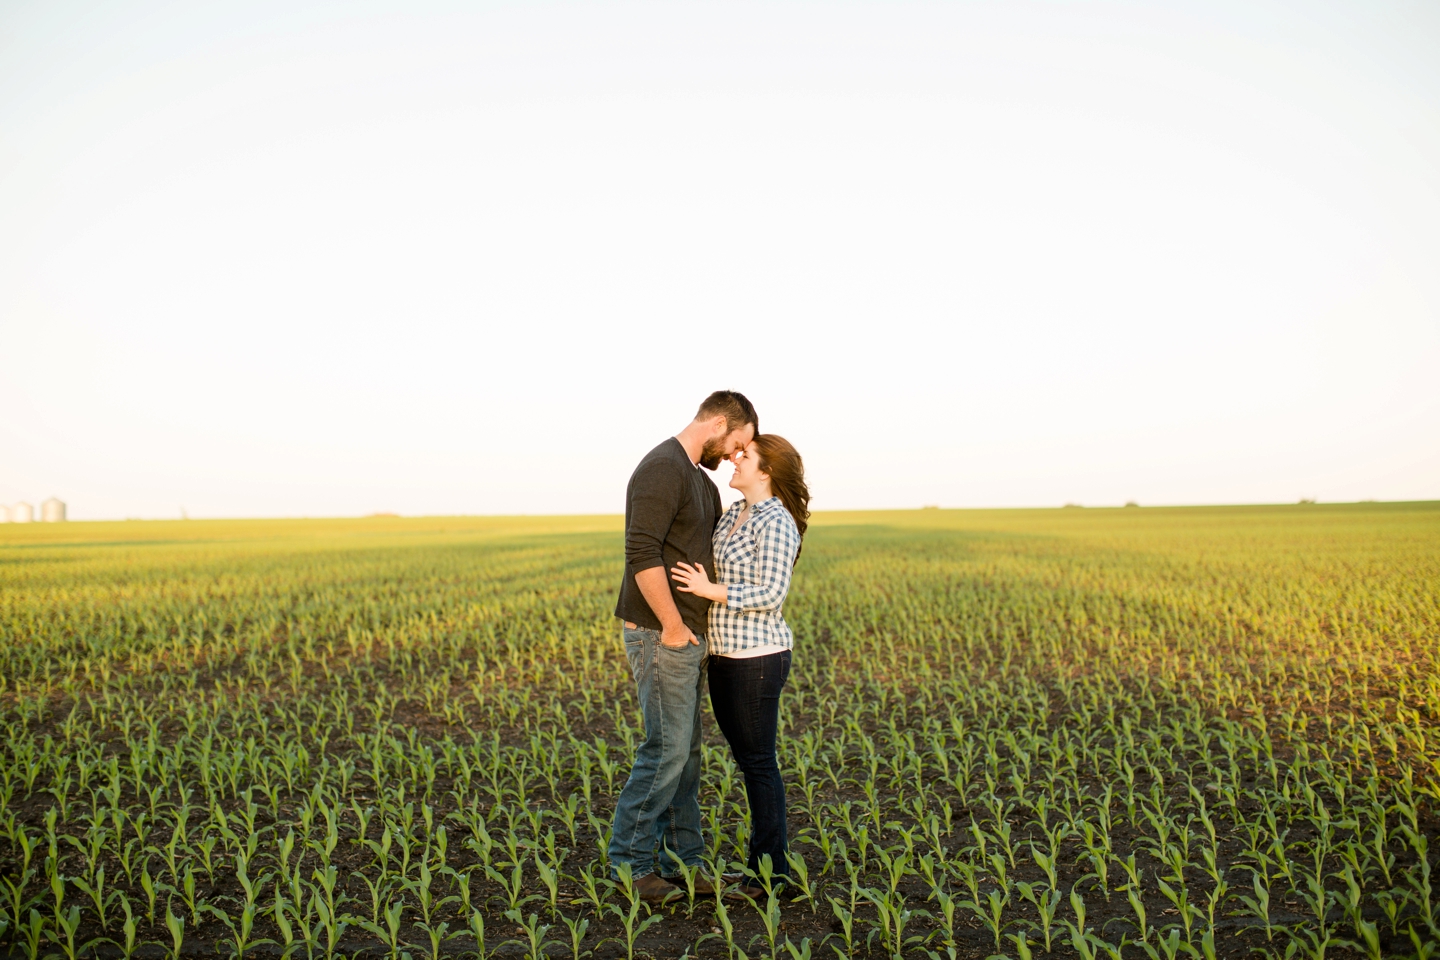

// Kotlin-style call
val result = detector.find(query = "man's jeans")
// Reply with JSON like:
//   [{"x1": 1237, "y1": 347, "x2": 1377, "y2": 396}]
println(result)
[
  {"x1": 608, "y1": 625, "x2": 708, "y2": 879},
  {"x1": 708, "y1": 650, "x2": 792, "y2": 881}
]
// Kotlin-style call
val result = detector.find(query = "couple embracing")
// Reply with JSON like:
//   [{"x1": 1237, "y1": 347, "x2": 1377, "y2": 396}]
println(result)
[{"x1": 610, "y1": 391, "x2": 809, "y2": 902}]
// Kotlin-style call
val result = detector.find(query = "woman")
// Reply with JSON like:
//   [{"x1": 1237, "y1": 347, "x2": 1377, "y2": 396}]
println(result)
[{"x1": 671, "y1": 433, "x2": 810, "y2": 897}]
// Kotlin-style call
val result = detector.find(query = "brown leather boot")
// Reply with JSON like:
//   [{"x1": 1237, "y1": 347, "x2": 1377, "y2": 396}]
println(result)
[
  {"x1": 633, "y1": 872, "x2": 681, "y2": 903},
  {"x1": 666, "y1": 874, "x2": 721, "y2": 897}
]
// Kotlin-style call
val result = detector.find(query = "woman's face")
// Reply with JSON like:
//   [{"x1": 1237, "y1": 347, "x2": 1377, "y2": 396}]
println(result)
[{"x1": 728, "y1": 441, "x2": 769, "y2": 491}]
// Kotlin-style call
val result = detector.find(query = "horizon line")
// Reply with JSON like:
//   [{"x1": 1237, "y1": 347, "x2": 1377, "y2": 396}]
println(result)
[{"x1": 4, "y1": 498, "x2": 1436, "y2": 525}]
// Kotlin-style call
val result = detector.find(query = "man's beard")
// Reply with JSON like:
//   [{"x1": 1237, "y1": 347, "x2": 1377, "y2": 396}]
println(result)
[{"x1": 699, "y1": 437, "x2": 727, "y2": 470}]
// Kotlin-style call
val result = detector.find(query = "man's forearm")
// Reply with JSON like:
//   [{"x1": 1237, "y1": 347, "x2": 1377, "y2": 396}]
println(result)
[{"x1": 634, "y1": 566, "x2": 684, "y2": 628}]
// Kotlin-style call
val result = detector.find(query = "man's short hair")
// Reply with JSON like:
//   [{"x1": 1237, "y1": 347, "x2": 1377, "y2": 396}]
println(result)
[{"x1": 696, "y1": 390, "x2": 758, "y2": 436}]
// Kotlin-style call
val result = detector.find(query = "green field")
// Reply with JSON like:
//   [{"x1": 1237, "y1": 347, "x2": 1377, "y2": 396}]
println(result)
[{"x1": 1, "y1": 503, "x2": 1437, "y2": 959}]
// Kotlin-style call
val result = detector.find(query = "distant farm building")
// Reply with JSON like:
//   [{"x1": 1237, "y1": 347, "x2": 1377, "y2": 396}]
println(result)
[{"x1": 0, "y1": 499, "x2": 65, "y2": 522}]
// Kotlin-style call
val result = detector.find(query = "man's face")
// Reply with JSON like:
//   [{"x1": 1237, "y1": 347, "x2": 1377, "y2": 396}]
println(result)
[{"x1": 699, "y1": 422, "x2": 756, "y2": 470}]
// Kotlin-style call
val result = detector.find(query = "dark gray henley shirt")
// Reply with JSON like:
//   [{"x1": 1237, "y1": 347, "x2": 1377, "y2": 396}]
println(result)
[{"x1": 613, "y1": 437, "x2": 722, "y2": 635}]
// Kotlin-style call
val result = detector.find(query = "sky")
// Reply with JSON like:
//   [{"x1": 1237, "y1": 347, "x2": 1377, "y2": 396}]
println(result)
[{"x1": 1, "y1": 0, "x2": 1437, "y2": 519}]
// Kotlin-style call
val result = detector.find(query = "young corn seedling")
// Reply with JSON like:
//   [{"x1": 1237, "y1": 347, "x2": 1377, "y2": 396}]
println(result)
[
  {"x1": 69, "y1": 865, "x2": 114, "y2": 932},
  {"x1": 785, "y1": 849, "x2": 816, "y2": 910},
  {"x1": 1336, "y1": 917, "x2": 1382, "y2": 960},
  {"x1": 467, "y1": 908, "x2": 493, "y2": 960},
  {"x1": 1136, "y1": 927, "x2": 1186, "y2": 960},
  {"x1": 1374, "y1": 889, "x2": 1403, "y2": 937},
  {"x1": 1081, "y1": 845, "x2": 1112, "y2": 900},
  {"x1": 711, "y1": 888, "x2": 744, "y2": 960},
  {"x1": 664, "y1": 851, "x2": 703, "y2": 915},
  {"x1": 139, "y1": 865, "x2": 164, "y2": 924},
  {"x1": 1155, "y1": 878, "x2": 1200, "y2": 941},
  {"x1": 52, "y1": 903, "x2": 99, "y2": 960},
  {"x1": 1030, "y1": 843, "x2": 1059, "y2": 888},
  {"x1": 268, "y1": 885, "x2": 301, "y2": 957},
  {"x1": 164, "y1": 903, "x2": 185, "y2": 960},
  {"x1": 18, "y1": 907, "x2": 46, "y2": 960},
  {"x1": 486, "y1": 859, "x2": 541, "y2": 912},
  {"x1": 415, "y1": 919, "x2": 455, "y2": 960},
  {"x1": 868, "y1": 888, "x2": 931, "y2": 960},
  {"x1": 1407, "y1": 923, "x2": 1438, "y2": 960},
  {"x1": 179, "y1": 864, "x2": 200, "y2": 918},
  {"x1": 205, "y1": 900, "x2": 274, "y2": 960},
  {"x1": 1066, "y1": 888, "x2": 1090, "y2": 940},
  {"x1": 925, "y1": 881, "x2": 960, "y2": 948},
  {"x1": 1203, "y1": 879, "x2": 1227, "y2": 937},
  {"x1": 1085, "y1": 929, "x2": 1130, "y2": 960},
  {"x1": 1400, "y1": 828, "x2": 1435, "y2": 930},
  {"x1": 356, "y1": 900, "x2": 405, "y2": 958},
  {"x1": 1237, "y1": 869, "x2": 1275, "y2": 941},
  {"x1": 601, "y1": 868, "x2": 664, "y2": 960},
  {"x1": 875, "y1": 847, "x2": 910, "y2": 898},
  {"x1": 1294, "y1": 869, "x2": 1331, "y2": 940},
  {"x1": 311, "y1": 886, "x2": 350, "y2": 958},
  {"x1": 748, "y1": 883, "x2": 785, "y2": 960},
  {"x1": 1283, "y1": 924, "x2": 1337, "y2": 960},
  {"x1": 962, "y1": 881, "x2": 1010, "y2": 952},
  {"x1": 1066, "y1": 921, "x2": 1100, "y2": 960},
  {"x1": 572, "y1": 863, "x2": 613, "y2": 913},
  {"x1": 1015, "y1": 880, "x2": 1061, "y2": 952},
  {"x1": 109, "y1": 895, "x2": 140, "y2": 960},
  {"x1": 561, "y1": 913, "x2": 591, "y2": 960},
  {"x1": 781, "y1": 936, "x2": 815, "y2": 960},
  {"x1": 533, "y1": 851, "x2": 561, "y2": 914},
  {"x1": 827, "y1": 895, "x2": 856, "y2": 958},
  {"x1": 405, "y1": 861, "x2": 460, "y2": 925}
]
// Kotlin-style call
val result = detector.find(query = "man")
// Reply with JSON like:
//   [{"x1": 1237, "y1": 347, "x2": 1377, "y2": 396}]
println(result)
[{"x1": 610, "y1": 390, "x2": 759, "y2": 902}]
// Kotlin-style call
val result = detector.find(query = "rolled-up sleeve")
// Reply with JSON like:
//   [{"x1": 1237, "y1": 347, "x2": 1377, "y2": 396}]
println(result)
[
  {"x1": 724, "y1": 513, "x2": 799, "y2": 612},
  {"x1": 625, "y1": 459, "x2": 682, "y2": 575}
]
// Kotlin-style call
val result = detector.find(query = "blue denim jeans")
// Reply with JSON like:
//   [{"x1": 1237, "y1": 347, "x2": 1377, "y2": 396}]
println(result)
[
  {"x1": 708, "y1": 650, "x2": 792, "y2": 881},
  {"x1": 608, "y1": 625, "x2": 708, "y2": 879}
]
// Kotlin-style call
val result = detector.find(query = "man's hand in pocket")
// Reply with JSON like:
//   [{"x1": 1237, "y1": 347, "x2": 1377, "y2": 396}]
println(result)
[{"x1": 660, "y1": 622, "x2": 699, "y2": 648}]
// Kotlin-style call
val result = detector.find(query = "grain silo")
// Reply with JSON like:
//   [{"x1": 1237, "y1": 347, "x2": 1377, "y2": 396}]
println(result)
[
  {"x1": 42, "y1": 498, "x2": 66, "y2": 522},
  {"x1": 11, "y1": 502, "x2": 33, "y2": 523},
  {"x1": 0, "y1": 504, "x2": 9, "y2": 523}
]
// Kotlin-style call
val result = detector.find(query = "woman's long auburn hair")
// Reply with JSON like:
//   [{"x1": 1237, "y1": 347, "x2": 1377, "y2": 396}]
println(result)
[{"x1": 753, "y1": 434, "x2": 810, "y2": 553}]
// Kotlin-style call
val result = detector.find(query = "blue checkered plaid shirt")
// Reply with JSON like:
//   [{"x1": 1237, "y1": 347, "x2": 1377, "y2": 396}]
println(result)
[{"x1": 706, "y1": 497, "x2": 801, "y2": 655}]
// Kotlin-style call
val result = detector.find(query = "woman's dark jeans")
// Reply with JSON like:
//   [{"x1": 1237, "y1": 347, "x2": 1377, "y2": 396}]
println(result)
[{"x1": 708, "y1": 650, "x2": 792, "y2": 882}]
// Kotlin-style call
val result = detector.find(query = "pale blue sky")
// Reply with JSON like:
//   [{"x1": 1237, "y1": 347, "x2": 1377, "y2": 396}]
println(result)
[{"x1": 2, "y1": 0, "x2": 1437, "y2": 519}]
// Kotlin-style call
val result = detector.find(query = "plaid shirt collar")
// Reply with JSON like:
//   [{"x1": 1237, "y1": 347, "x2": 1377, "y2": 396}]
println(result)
[{"x1": 722, "y1": 495, "x2": 783, "y2": 527}]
